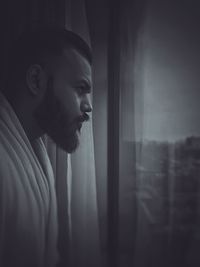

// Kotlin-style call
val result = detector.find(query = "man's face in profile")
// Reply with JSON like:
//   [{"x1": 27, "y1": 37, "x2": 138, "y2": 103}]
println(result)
[{"x1": 35, "y1": 48, "x2": 92, "y2": 153}]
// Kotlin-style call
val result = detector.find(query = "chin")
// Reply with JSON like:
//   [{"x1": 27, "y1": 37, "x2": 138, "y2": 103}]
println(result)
[{"x1": 53, "y1": 132, "x2": 80, "y2": 153}]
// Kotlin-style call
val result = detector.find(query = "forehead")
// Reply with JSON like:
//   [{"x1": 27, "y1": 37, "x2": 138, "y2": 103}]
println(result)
[{"x1": 51, "y1": 48, "x2": 92, "y2": 82}]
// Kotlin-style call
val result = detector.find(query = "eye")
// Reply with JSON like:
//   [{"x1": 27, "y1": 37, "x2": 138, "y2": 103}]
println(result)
[{"x1": 76, "y1": 86, "x2": 86, "y2": 95}]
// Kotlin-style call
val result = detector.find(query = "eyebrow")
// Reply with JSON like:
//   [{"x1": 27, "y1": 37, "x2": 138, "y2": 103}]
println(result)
[{"x1": 79, "y1": 79, "x2": 92, "y2": 93}]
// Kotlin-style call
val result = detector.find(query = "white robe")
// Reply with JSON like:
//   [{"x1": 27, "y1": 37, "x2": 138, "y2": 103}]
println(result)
[{"x1": 0, "y1": 92, "x2": 58, "y2": 267}]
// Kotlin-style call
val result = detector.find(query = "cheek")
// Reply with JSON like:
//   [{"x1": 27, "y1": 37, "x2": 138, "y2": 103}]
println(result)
[
  {"x1": 69, "y1": 95, "x2": 81, "y2": 116},
  {"x1": 53, "y1": 78, "x2": 81, "y2": 115},
  {"x1": 61, "y1": 92, "x2": 81, "y2": 116}
]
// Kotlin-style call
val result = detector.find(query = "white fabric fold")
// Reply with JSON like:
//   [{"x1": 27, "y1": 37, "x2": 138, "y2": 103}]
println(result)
[{"x1": 0, "y1": 92, "x2": 58, "y2": 267}]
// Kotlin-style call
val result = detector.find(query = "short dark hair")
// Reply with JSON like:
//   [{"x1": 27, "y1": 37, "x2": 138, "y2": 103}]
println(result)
[{"x1": 5, "y1": 28, "x2": 92, "y2": 90}]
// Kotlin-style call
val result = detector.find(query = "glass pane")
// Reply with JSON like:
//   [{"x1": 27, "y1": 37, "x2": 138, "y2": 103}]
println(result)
[{"x1": 119, "y1": 1, "x2": 200, "y2": 267}]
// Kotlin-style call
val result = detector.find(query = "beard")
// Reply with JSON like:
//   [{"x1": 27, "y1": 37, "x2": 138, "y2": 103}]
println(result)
[{"x1": 34, "y1": 77, "x2": 81, "y2": 153}]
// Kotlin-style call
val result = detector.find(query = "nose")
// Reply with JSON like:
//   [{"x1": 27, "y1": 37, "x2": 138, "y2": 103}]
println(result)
[{"x1": 80, "y1": 95, "x2": 92, "y2": 113}]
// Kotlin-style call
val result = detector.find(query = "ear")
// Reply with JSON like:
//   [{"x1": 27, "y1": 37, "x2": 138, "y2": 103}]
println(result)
[{"x1": 26, "y1": 64, "x2": 46, "y2": 96}]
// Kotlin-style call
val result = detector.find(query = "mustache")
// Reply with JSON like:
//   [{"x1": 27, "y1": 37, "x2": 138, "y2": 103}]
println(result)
[{"x1": 77, "y1": 113, "x2": 90, "y2": 123}]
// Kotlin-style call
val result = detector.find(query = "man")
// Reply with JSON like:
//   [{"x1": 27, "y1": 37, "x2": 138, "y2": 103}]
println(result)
[{"x1": 0, "y1": 28, "x2": 92, "y2": 267}]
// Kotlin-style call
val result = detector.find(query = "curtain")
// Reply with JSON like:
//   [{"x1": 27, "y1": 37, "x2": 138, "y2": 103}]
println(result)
[
  {"x1": 64, "y1": 3, "x2": 101, "y2": 267},
  {"x1": 119, "y1": 1, "x2": 147, "y2": 266},
  {"x1": 0, "y1": 1, "x2": 101, "y2": 267},
  {"x1": 119, "y1": 0, "x2": 200, "y2": 267}
]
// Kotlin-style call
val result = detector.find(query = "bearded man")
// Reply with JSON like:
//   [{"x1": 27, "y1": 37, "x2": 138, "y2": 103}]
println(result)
[{"x1": 0, "y1": 28, "x2": 92, "y2": 267}]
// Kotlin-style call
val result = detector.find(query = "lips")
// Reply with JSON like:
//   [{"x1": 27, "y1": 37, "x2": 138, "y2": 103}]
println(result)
[
  {"x1": 78, "y1": 113, "x2": 90, "y2": 123},
  {"x1": 76, "y1": 114, "x2": 89, "y2": 132}
]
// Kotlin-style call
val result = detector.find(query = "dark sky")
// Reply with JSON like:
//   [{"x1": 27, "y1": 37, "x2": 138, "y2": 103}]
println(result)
[{"x1": 137, "y1": 0, "x2": 200, "y2": 141}]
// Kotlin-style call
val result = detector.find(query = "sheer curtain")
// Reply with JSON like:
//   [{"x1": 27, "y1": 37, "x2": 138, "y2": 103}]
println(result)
[
  {"x1": 64, "y1": 2, "x2": 101, "y2": 267},
  {"x1": 119, "y1": 1, "x2": 200, "y2": 267},
  {"x1": 0, "y1": 1, "x2": 101, "y2": 267}
]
